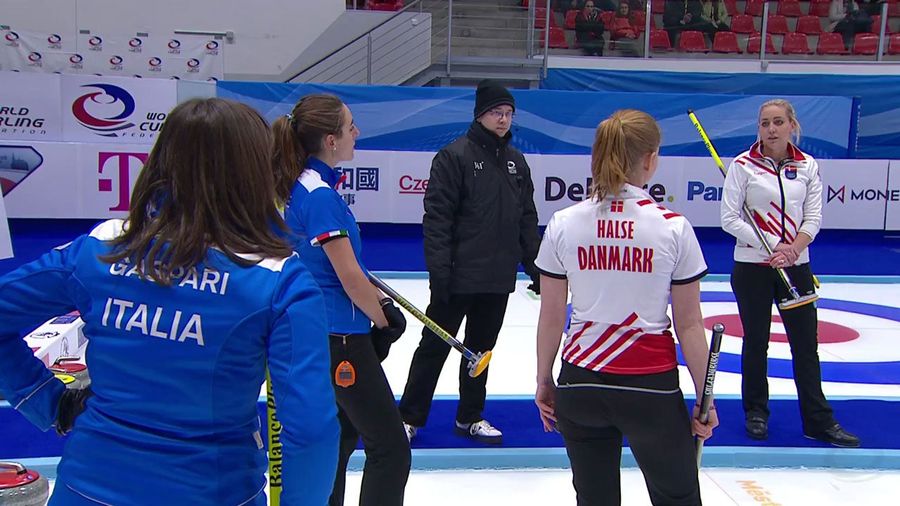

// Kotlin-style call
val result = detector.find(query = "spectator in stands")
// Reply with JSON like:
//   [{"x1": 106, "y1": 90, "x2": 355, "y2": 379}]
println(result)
[
  {"x1": 576, "y1": 0, "x2": 607, "y2": 56},
  {"x1": 859, "y1": 0, "x2": 884, "y2": 16},
  {"x1": 627, "y1": 0, "x2": 646, "y2": 12},
  {"x1": 663, "y1": 0, "x2": 707, "y2": 47},
  {"x1": 610, "y1": 2, "x2": 639, "y2": 40},
  {"x1": 698, "y1": 0, "x2": 731, "y2": 34},
  {"x1": 829, "y1": 0, "x2": 873, "y2": 49},
  {"x1": 560, "y1": 0, "x2": 616, "y2": 12}
]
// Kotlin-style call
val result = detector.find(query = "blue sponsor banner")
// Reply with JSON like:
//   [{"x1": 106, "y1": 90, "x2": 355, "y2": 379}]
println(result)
[
  {"x1": 542, "y1": 68, "x2": 894, "y2": 159},
  {"x1": 216, "y1": 81, "x2": 853, "y2": 158}
]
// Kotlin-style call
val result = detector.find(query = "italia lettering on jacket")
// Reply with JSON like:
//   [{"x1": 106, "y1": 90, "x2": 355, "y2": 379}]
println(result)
[{"x1": 101, "y1": 297, "x2": 204, "y2": 346}]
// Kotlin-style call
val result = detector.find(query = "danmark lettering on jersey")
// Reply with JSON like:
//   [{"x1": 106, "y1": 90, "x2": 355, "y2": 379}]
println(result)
[
  {"x1": 101, "y1": 297, "x2": 205, "y2": 346},
  {"x1": 577, "y1": 245, "x2": 654, "y2": 273}
]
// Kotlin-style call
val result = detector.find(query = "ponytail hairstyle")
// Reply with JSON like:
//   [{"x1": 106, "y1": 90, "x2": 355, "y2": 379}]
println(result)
[
  {"x1": 589, "y1": 109, "x2": 661, "y2": 201},
  {"x1": 271, "y1": 94, "x2": 346, "y2": 203},
  {"x1": 758, "y1": 98, "x2": 802, "y2": 145}
]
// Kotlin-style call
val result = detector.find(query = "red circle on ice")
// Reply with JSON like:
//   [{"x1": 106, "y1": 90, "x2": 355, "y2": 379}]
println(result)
[{"x1": 703, "y1": 314, "x2": 860, "y2": 344}]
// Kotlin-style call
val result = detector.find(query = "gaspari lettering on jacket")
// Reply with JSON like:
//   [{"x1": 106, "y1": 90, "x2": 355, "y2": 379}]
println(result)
[
  {"x1": 99, "y1": 262, "x2": 233, "y2": 346},
  {"x1": 577, "y1": 218, "x2": 654, "y2": 273}
]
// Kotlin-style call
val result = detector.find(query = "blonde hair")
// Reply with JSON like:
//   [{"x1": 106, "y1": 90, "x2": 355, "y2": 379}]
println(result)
[
  {"x1": 589, "y1": 109, "x2": 661, "y2": 201},
  {"x1": 759, "y1": 98, "x2": 802, "y2": 144}
]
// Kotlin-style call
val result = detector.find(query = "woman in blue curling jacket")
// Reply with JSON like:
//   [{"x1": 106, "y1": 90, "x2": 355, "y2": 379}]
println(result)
[{"x1": 0, "y1": 98, "x2": 339, "y2": 505}]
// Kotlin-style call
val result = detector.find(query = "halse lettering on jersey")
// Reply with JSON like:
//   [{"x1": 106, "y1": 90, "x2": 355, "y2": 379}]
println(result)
[
  {"x1": 99, "y1": 261, "x2": 234, "y2": 346},
  {"x1": 577, "y1": 216, "x2": 654, "y2": 273}
]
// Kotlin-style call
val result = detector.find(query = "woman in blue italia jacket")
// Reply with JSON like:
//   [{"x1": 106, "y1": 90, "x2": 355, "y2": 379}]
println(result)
[{"x1": 0, "y1": 98, "x2": 339, "y2": 505}]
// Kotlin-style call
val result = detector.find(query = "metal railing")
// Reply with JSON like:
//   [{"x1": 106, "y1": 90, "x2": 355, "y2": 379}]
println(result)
[
  {"x1": 299, "y1": 1, "x2": 550, "y2": 85},
  {"x1": 287, "y1": 0, "x2": 429, "y2": 84}
]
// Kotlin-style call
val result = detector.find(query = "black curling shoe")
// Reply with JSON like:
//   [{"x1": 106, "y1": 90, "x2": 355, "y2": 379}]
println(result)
[
  {"x1": 745, "y1": 416, "x2": 768, "y2": 440},
  {"x1": 804, "y1": 423, "x2": 861, "y2": 448}
]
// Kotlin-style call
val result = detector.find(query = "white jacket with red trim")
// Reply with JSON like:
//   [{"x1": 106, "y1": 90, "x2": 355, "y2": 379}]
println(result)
[{"x1": 721, "y1": 141, "x2": 823, "y2": 265}]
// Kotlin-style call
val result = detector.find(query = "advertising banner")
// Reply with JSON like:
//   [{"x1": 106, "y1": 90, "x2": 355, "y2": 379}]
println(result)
[
  {"x1": 217, "y1": 81, "x2": 855, "y2": 159},
  {"x1": 1, "y1": 28, "x2": 223, "y2": 81},
  {"x1": 1, "y1": 140, "x2": 892, "y2": 229},
  {"x1": 0, "y1": 72, "x2": 63, "y2": 141},
  {"x1": 1, "y1": 140, "x2": 149, "y2": 218},
  {"x1": 0, "y1": 183, "x2": 11, "y2": 259},
  {"x1": 885, "y1": 160, "x2": 900, "y2": 231},
  {"x1": 819, "y1": 159, "x2": 891, "y2": 230},
  {"x1": 60, "y1": 74, "x2": 176, "y2": 144}
]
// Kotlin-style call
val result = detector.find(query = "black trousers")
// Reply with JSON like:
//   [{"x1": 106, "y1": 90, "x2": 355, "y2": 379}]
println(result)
[
  {"x1": 329, "y1": 333, "x2": 410, "y2": 506},
  {"x1": 399, "y1": 293, "x2": 509, "y2": 426},
  {"x1": 555, "y1": 362, "x2": 701, "y2": 506},
  {"x1": 731, "y1": 262, "x2": 834, "y2": 433}
]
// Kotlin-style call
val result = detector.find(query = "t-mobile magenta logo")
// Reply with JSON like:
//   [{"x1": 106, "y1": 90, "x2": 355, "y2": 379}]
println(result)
[{"x1": 98, "y1": 152, "x2": 148, "y2": 211}]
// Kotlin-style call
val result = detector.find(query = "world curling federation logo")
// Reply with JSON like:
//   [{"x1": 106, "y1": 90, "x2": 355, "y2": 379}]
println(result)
[{"x1": 72, "y1": 84, "x2": 136, "y2": 137}]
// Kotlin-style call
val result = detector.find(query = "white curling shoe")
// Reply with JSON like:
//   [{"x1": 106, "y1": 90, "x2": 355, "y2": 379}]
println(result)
[{"x1": 455, "y1": 419, "x2": 503, "y2": 445}]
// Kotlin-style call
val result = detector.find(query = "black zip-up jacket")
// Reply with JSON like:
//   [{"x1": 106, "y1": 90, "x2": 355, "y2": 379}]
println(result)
[{"x1": 423, "y1": 121, "x2": 541, "y2": 294}]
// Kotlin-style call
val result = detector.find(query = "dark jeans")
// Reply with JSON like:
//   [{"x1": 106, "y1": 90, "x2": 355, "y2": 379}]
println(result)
[
  {"x1": 329, "y1": 333, "x2": 410, "y2": 506},
  {"x1": 399, "y1": 292, "x2": 509, "y2": 426},
  {"x1": 834, "y1": 17, "x2": 872, "y2": 48},
  {"x1": 731, "y1": 262, "x2": 835, "y2": 433},
  {"x1": 555, "y1": 362, "x2": 701, "y2": 506}
]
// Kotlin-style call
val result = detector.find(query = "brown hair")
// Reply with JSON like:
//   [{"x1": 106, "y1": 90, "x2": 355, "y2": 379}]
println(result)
[
  {"x1": 589, "y1": 109, "x2": 661, "y2": 201},
  {"x1": 102, "y1": 98, "x2": 291, "y2": 284},
  {"x1": 759, "y1": 98, "x2": 802, "y2": 144},
  {"x1": 271, "y1": 94, "x2": 346, "y2": 203}
]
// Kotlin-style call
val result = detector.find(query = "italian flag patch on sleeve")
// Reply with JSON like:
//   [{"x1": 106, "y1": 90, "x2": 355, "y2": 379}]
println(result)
[{"x1": 310, "y1": 230, "x2": 349, "y2": 246}]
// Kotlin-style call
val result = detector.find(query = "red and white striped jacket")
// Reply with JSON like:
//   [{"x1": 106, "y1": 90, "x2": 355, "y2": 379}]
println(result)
[
  {"x1": 721, "y1": 141, "x2": 822, "y2": 265},
  {"x1": 536, "y1": 184, "x2": 708, "y2": 375}
]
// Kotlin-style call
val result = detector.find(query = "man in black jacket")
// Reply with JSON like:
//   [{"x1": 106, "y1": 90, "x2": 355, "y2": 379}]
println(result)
[{"x1": 399, "y1": 80, "x2": 541, "y2": 444}]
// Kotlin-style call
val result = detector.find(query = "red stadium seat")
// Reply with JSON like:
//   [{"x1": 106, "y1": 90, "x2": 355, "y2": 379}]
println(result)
[
  {"x1": 816, "y1": 32, "x2": 850, "y2": 54},
  {"x1": 870, "y1": 15, "x2": 891, "y2": 34},
  {"x1": 631, "y1": 10, "x2": 649, "y2": 33},
  {"x1": 890, "y1": 1, "x2": 900, "y2": 18},
  {"x1": 712, "y1": 31, "x2": 741, "y2": 53},
  {"x1": 889, "y1": 33, "x2": 900, "y2": 54},
  {"x1": 852, "y1": 33, "x2": 879, "y2": 55},
  {"x1": 809, "y1": 0, "x2": 831, "y2": 17},
  {"x1": 745, "y1": 0, "x2": 765, "y2": 16},
  {"x1": 678, "y1": 30, "x2": 708, "y2": 52},
  {"x1": 541, "y1": 27, "x2": 569, "y2": 48},
  {"x1": 747, "y1": 32, "x2": 777, "y2": 54},
  {"x1": 765, "y1": 15, "x2": 790, "y2": 35},
  {"x1": 731, "y1": 14, "x2": 755, "y2": 34},
  {"x1": 777, "y1": 0, "x2": 804, "y2": 17},
  {"x1": 652, "y1": 0, "x2": 665, "y2": 14},
  {"x1": 565, "y1": 9, "x2": 578, "y2": 30},
  {"x1": 724, "y1": 0, "x2": 738, "y2": 16},
  {"x1": 781, "y1": 32, "x2": 812, "y2": 54},
  {"x1": 796, "y1": 15, "x2": 822, "y2": 35},
  {"x1": 367, "y1": 0, "x2": 404, "y2": 11},
  {"x1": 600, "y1": 10, "x2": 616, "y2": 27},
  {"x1": 535, "y1": 7, "x2": 554, "y2": 29},
  {"x1": 650, "y1": 28, "x2": 672, "y2": 50}
]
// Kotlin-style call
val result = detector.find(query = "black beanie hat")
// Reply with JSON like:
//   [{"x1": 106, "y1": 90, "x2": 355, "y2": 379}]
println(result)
[{"x1": 473, "y1": 79, "x2": 515, "y2": 119}]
